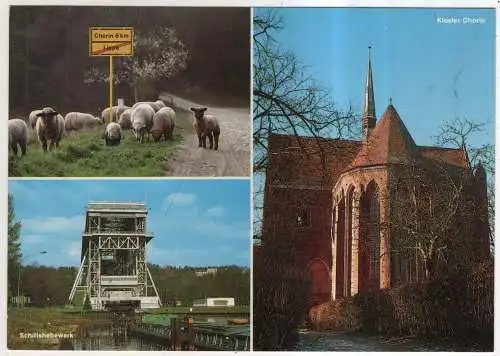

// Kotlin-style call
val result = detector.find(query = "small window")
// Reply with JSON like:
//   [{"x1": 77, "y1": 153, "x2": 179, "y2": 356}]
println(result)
[{"x1": 296, "y1": 209, "x2": 309, "y2": 227}]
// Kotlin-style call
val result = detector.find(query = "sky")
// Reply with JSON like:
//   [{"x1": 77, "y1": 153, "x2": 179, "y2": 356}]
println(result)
[
  {"x1": 8, "y1": 179, "x2": 251, "y2": 268},
  {"x1": 255, "y1": 7, "x2": 495, "y2": 147},
  {"x1": 253, "y1": 7, "x2": 495, "y2": 235}
]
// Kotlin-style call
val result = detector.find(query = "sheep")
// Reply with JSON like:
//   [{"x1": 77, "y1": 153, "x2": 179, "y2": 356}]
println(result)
[
  {"x1": 103, "y1": 122, "x2": 122, "y2": 146},
  {"x1": 101, "y1": 105, "x2": 130, "y2": 123},
  {"x1": 130, "y1": 103, "x2": 155, "y2": 143},
  {"x1": 64, "y1": 112, "x2": 102, "y2": 132},
  {"x1": 35, "y1": 107, "x2": 65, "y2": 152},
  {"x1": 154, "y1": 100, "x2": 166, "y2": 110},
  {"x1": 160, "y1": 95, "x2": 175, "y2": 107},
  {"x1": 151, "y1": 107, "x2": 176, "y2": 142},
  {"x1": 191, "y1": 107, "x2": 220, "y2": 150},
  {"x1": 118, "y1": 108, "x2": 132, "y2": 130},
  {"x1": 28, "y1": 109, "x2": 42, "y2": 129},
  {"x1": 8, "y1": 118, "x2": 29, "y2": 157},
  {"x1": 132, "y1": 101, "x2": 162, "y2": 113}
]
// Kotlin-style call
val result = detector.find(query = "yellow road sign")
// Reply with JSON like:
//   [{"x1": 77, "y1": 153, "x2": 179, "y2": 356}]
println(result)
[{"x1": 89, "y1": 27, "x2": 134, "y2": 57}]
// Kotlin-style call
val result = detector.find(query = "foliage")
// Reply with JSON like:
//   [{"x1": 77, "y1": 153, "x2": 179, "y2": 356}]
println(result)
[
  {"x1": 84, "y1": 27, "x2": 190, "y2": 101},
  {"x1": 149, "y1": 264, "x2": 250, "y2": 307},
  {"x1": 253, "y1": 241, "x2": 310, "y2": 351},
  {"x1": 308, "y1": 260, "x2": 494, "y2": 350},
  {"x1": 8, "y1": 194, "x2": 22, "y2": 297},
  {"x1": 12, "y1": 264, "x2": 249, "y2": 309},
  {"x1": 8, "y1": 120, "x2": 186, "y2": 177},
  {"x1": 10, "y1": 7, "x2": 250, "y2": 114}
]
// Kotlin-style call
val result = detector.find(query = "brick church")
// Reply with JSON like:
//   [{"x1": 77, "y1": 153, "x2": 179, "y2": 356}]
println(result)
[{"x1": 260, "y1": 49, "x2": 490, "y2": 307}]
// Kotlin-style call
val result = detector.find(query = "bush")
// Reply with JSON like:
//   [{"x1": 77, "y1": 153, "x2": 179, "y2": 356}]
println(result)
[
  {"x1": 309, "y1": 260, "x2": 493, "y2": 349},
  {"x1": 253, "y1": 242, "x2": 310, "y2": 351}
]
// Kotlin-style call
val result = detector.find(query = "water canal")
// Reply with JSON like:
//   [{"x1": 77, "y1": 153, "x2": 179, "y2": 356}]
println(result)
[{"x1": 58, "y1": 312, "x2": 249, "y2": 351}]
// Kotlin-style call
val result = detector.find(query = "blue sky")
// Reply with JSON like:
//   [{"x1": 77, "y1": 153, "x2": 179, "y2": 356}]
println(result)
[
  {"x1": 8, "y1": 179, "x2": 251, "y2": 268},
  {"x1": 253, "y1": 7, "x2": 495, "y2": 234},
  {"x1": 255, "y1": 7, "x2": 495, "y2": 147}
]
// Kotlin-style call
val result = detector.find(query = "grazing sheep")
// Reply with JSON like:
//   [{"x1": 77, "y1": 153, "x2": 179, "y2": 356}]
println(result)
[
  {"x1": 8, "y1": 118, "x2": 29, "y2": 156},
  {"x1": 154, "y1": 100, "x2": 166, "y2": 110},
  {"x1": 130, "y1": 103, "x2": 155, "y2": 143},
  {"x1": 151, "y1": 107, "x2": 176, "y2": 142},
  {"x1": 118, "y1": 108, "x2": 132, "y2": 130},
  {"x1": 132, "y1": 101, "x2": 162, "y2": 113},
  {"x1": 160, "y1": 95, "x2": 175, "y2": 107},
  {"x1": 35, "y1": 107, "x2": 65, "y2": 152},
  {"x1": 64, "y1": 112, "x2": 102, "y2": 132},
  {"x1": 28, "y1": 109, "x2": 42, "y2": 129},
  {"x1": 191, "y1": 107, "x2": 220, "y2": 150},
  {"x1": 101, "y1": 105, "x2": 130, "y2": 123},
  {"x1": 103, "y1": 122, "x2": 122, "y2": 146}
]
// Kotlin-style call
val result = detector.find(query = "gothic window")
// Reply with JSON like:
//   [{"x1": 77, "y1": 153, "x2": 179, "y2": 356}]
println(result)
[
  {"x1": 272, "y1": 174, "x2": 281, "y2": 185},
  {"x1": 296, "y1": 208, "x2": 310, "y2": 228}
]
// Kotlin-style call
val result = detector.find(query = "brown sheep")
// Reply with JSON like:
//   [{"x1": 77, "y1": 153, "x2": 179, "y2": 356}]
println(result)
[{"x1": 35, "y1": 107, "x2": 65, "y2": 152}]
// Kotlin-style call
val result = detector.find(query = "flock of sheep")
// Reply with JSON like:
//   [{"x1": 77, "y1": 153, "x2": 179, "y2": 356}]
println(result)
[{"x1": 8, "y1": 97, "x2": 222, "y2": 158}]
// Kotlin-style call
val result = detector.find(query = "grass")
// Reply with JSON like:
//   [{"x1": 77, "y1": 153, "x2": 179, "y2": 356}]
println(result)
[
  {"x1": 7, "y1": 307, "x2": 92, "y2": 349},
  {"x1": 8, "y1": 109, "x2": 190, "y2": 177}
]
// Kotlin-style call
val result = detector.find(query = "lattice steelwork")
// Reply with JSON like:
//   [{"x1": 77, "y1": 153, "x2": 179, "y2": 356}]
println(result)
[{"x1": 69, "y1": 201, "x2": 161, "y2": 310}]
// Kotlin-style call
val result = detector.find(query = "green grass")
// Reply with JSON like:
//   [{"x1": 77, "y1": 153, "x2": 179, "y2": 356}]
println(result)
[
  {"x1": 9, "y1": 116, "x2": 187, "y2": 177},
  {"x1": 8, "y1": 307, "x2": 92, "y2": 349}
]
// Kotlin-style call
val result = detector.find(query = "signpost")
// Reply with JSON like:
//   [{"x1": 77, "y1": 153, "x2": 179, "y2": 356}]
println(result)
[{"x1": 89, "y1": 27, "x2": 134, "y2": 122}]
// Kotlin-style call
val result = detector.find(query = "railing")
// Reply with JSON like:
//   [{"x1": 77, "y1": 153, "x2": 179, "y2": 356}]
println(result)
[{"x1": 128, "y1": 322, "x2": 250, "y2": 351}]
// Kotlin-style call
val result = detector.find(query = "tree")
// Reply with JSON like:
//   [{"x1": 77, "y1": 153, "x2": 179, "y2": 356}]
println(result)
[
  {"x1": 8, "y1": 194, "x2": 22, "y2": 297},
  {"x1": 253, "y1": 240, "x2": 310, "y2": 350},
  {"x1": 252, "y1": 10, "x2": 359, "y2": 239},
  {"x1": 388, "y1": 118, "x2": 494, "y2": 281},
  {"x1": 433, "y1": 118, "x2": 495, "y2": 253},
  {"x1": 84, "y1": 26, "x2": 190, "y2": 102}
]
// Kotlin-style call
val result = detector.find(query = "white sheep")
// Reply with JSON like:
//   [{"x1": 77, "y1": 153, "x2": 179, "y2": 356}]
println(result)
[
  {"x1": 132, "y1": 101, "x2": 162, "y2": 113},
  {"x1": 8, "y1": 118, "x2": 29, "y2": 157},
  {"x1": 28, "y1": 109, "x2": 42, "y2": 129},
  {"x1": 151, "y1": 107, "x2": 176, "y2": 142},
  {"x1": 154, "y1": 100, "x2": 166, "y2": 110},
  {"x1": 130, "y1": 103, "x2": 155, "y2": 143},
  {"x1": 103, "y1": 122, "x2": 122, "y2": 146},
  {"x1": 118, "y1": 108, "x2": 132, "y2": 130},
  {"x1": 191, "y1": 107, "x2": 221, "y2": 150},
  {"x1": 64, "y1": 112, "x2": 102, "y2": 132},
  {"x1": 101, "y1": 105, "x2": 130, "y2": 123},
  {"x1": 35, "y1": 107, "x2": 65, "y2": 152}
]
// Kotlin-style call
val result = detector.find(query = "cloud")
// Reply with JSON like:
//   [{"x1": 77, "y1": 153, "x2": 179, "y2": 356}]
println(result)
[
  {"x1": 22, "y1": 234, "x2": 47, "y2": 244},
  {"x1": 192, "y1": 220, "x2": 250, "y2": 240},
  {"x1": 146, "y1": 245, "x2": 243, "y2": 267},
  {"x1": 203, "y1": 205, "x2": 226, "y2": 218},
  {"x1": 21, "y1": 215, "x2": 85, "y2": 234},
  {"x1": 165, "y1": 192, "x2": 197, "y2": 205},
  {"x1": 67, "y1": 241, "x2": 81, "y2": 259}
]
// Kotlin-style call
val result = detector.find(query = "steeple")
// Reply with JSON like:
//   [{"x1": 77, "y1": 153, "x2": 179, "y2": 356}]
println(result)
[{"x1": 363, "y1": 46, "x2": 376, "y2": 139}]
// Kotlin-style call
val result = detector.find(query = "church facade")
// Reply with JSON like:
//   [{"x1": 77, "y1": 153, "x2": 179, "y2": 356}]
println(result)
[{"x1": 260, "y1": 50, "x2": 490, "y2": 307}]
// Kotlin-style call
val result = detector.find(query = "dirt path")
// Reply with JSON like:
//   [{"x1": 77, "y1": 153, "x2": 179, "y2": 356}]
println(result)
[{"x1": 161, "y1": 93, "x2": 250, "y2": 177}]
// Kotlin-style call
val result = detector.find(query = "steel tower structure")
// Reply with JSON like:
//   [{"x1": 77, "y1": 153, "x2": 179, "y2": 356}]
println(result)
[{"x1": 69, "y1": 201, "x2": 161, "y2": 310}]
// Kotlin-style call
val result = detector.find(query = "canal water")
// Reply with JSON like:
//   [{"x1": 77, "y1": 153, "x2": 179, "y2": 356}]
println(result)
[
  {"x1": 60, "y1": 313, "x2": 248, "y2": 351},
  {"x1": 294, "y1": 330, "x2": 486, "y2": 352}
]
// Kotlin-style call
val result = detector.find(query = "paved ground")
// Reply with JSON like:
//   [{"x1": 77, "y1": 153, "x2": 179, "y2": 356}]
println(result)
[
  {"x1": 294, "y1": 330, "x2": 485, "y2": 352},
  {"x1": 160, "y1": 93, "x2": 250, "y2": 177}
]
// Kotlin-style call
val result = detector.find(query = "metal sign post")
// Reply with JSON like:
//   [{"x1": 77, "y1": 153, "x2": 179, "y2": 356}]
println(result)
[{"x1": 89, "y1": 27, "x2": 134, "y2": 122}]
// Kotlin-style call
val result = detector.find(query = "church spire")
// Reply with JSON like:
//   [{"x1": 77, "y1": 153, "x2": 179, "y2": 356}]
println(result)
[{"x1": 363, "y1": 46, "x2": 376, "y2": 139}]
